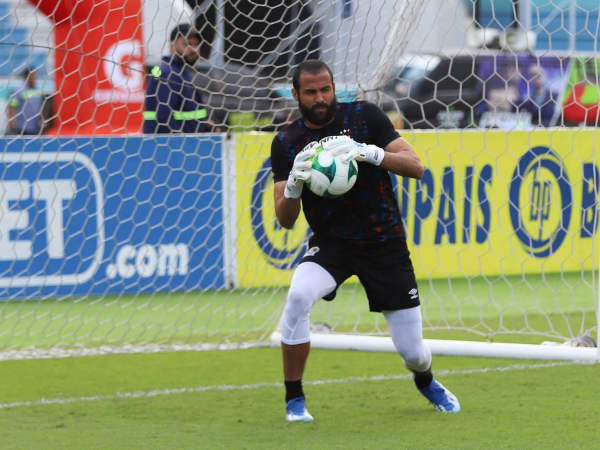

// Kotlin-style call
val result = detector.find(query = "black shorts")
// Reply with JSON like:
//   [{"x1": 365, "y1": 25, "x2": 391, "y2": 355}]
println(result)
[{"x1": 299, "y1": 234, "x2": 420, "y2": 312}]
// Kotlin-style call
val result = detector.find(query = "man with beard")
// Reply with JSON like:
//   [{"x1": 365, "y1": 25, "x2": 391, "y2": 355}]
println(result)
[
  {"x1": 143, "y1": 24, "x2": 209, "y2": 134},
  {"x1": 270, "y1": 60, "x2": 460, "y2": 422}
]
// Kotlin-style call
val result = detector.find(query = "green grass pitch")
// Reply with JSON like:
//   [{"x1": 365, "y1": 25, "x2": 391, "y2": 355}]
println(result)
[
  {"x1": 0, "y1": 348, "x2": 598, "y2": 449},
  {"x1": 0, "y1": 272, "x2": 595, "y2": 349},
  {"x1": 0, "y1": 271, "x2": 597, "y2": 448}
]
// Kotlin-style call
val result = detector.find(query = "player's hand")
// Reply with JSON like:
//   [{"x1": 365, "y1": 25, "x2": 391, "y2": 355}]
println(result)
[
  {"x1": 319, "y1": 136, "x2": 358, "y2": 162},
  {"x1": 284, "y1": 141, "x2": 318, "y2": 199},
  {"x1": 342, "y1": 142, "x2": 385, "y2": 166},
  {"x1": 292, "y1": 141, "x2": 319, "y2": 181}
]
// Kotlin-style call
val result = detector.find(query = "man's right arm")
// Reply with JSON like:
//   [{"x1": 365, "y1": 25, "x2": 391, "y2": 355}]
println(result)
[
  {"x1": 271, "y1": 138, "x2": 318, "y2": 229},
  {"x1": 271, "y1": 137, "x2": 317, "y2": 230},
  {"x1": 274, "y1": 181, "x2": 302, "y2": 229}
]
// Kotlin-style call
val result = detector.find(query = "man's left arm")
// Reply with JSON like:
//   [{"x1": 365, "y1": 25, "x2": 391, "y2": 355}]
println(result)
[
  {"x1": 378, "y1": 137, "x2": 424, "y2": 180},
  {"x1": 338, "y1": 102, "x2": 424, "y2": 180}
]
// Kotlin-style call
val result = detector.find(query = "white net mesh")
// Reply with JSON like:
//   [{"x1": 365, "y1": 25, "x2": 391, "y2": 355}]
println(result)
[{"x1": 0, "y1": 0, "x2": 598, "y2": 359}]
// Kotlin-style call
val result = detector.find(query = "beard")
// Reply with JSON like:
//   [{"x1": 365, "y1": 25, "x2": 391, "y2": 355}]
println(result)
[
  {"x1": 298, "y1": 96, "x2": 338, "y2": 126},
  {"x1": 183, "y1": 54, "x2": 199, "y2": 66}
]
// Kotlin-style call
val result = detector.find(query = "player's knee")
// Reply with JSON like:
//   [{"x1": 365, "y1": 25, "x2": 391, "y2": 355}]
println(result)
[
  {"x1": 285, "y1": 287, "x2": 317, "y2": 321},
  {"x1": 397, "y1": 345, "x2": 421, "y2": 364},
  {"x1": 401, "y1": 345, "x2": 432, "y2": 373},
  {"x1": 281, "y1": 288, "x2": 316, "y2": 345}
]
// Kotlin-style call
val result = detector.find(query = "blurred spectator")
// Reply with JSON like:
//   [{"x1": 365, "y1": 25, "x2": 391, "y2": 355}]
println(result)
[
  {"x1": 479, "y1": 62, "x2": 531, "y2": 128},
  {"x1": 521, "y1": 63, "x2": 554, "y2": 126},
  {"x1": 7, "y1": 67, "x2": 45, "y2": 135},
  {"x1": 486, "y1": 64, "x2": 523, "y2": 113},
  {"x1": 143, "y1": 24, "x2": 211, "y2": 134}
]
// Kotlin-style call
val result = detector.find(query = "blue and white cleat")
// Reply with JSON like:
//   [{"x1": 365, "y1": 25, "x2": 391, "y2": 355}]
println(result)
[
  {"x1": 286, "y1": 397, "x2": 314, "y2": 422},
  {"x1": 418, "y1": 379, "x2": 461, "y2": 413}
]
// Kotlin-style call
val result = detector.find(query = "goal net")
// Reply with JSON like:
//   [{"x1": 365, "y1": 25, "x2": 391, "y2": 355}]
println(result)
[{"x1": 0, "y1": 0, "x2": 598, "y2": 360}]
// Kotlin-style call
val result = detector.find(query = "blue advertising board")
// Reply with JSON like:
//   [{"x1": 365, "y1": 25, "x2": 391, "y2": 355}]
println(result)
[{"x1": 0, "y1": 136, "x2": 225, "y2": 298}]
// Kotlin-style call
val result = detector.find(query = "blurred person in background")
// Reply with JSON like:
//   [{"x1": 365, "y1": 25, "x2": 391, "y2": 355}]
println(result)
[
  {"x1": 486, "y1": 64, "x2": 523, "y2": 114},
  {"x1": 143, "y1": 24, "x2": 212, "y2": 134},
  {"x1": 521, "y1": 63, "x2": 554, "y2": 126},
  {"x1": 7, "y1": 67, "x2": 45, "y2": 135}
]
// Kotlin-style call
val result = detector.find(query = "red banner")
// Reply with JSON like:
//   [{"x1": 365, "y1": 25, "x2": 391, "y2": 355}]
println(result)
[{"x1": 29, "y1": 0, "x2": 144, "y2": 134}]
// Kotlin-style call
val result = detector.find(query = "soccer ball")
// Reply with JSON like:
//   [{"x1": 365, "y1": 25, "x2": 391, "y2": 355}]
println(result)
[{"x1": 306, "y1": 146, "x2": 358, "y2": 197}]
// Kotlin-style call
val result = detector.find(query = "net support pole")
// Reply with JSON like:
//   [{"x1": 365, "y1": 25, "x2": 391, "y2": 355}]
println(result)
[
  {"x1": 211, "y1": 0, "x2": 225, "y2": 67},
  {"x1": 271, "y1": 332, "x2": 598, "y2": 362},
  {"x1": 516, "y1": 0, "x2": 532, "y2": 31},
  {"x1": 569, "y1": 0, "x2": 577, "y2": 52},
  {"x1": 597, "y1": 221, "x2": 600, "y2": 361},
  {"x1": 222, "y1": 134, "x2": 238, "y2": 289}
]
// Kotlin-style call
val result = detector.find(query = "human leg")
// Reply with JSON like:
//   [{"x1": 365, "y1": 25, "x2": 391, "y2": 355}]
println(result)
[
  {"x1": 383, "y1": 307, "x2": 460, "y2": 413},
  {"x1": 382, "y1": 307, "x2": 432, "y2": 373},
  {"x1": 282, "y1": 261, "x2": 337, "y2": 421}
]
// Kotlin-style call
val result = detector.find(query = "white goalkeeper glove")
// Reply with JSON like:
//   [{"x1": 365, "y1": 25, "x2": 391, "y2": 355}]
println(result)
[
  {"x1": 284, "y1": 141, "x2": 319, "y2": 199},
  {"x1": 319, "y1": 135, "x2": 357, "y2": 163},
  {"x1": 320, "y1": 135, "x2": 385, "y2": 166},
  {"x1": 342, "y1": 142, "x2": 385, "y2": 166}
]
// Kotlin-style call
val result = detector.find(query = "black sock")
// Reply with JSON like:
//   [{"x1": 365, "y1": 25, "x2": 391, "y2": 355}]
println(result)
[
  {"x1": 285, "y1": 380, "x2": 304, "y2": 403},
  {"x1": 413, "y1": 370, "x2": 433, "y2": 390}
]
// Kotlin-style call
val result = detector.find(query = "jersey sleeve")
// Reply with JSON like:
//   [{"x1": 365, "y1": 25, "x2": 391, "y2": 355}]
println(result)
[
  {"x1": 271, "y1": 134, "x2": 292, "y2": 183},
  {"x1": 363, "y1": 101, "x2": 401, "y2": 149}
]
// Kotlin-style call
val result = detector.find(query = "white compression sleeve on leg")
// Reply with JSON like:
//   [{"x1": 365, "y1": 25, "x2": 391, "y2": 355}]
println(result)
[
  {"x1": 383, "y1": 307, "x2": 432, "y2": 373},
  {"x1": 281, "y1": 262, "x2": 337, "y2": 345}
]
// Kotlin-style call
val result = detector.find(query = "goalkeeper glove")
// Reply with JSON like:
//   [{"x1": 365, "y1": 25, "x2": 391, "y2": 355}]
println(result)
[
  {"x1": 284, "y1": 142, "x2": 318, "y2": 199},
  {"x1": 319, "y1": 135, "x2": 357, "y2": 162},
  {"x1": 342, "y1": 142, "x2": 385, "y2": 166}
]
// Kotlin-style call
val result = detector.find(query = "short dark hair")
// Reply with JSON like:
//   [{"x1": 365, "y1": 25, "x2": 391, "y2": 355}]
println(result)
[
  {"x1": 21, "y1": 67, "x2": 33, "y2": 78},
  {"x1": 292, "y1": 60, "x2": 334, "y2": 91}
]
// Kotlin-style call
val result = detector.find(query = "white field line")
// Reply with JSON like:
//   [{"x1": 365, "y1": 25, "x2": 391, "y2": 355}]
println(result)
[
  {"x1": 0, "y1": 343, "x2": 269, "y2": 361},
  {"x1": 0, "y1": 361, "x2": 592, "y2": 410}
]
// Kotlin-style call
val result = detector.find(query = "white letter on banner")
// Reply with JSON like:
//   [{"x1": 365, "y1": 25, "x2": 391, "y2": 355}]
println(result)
[
  {"x1": 116, "y1": 245, "x2": 137, "y2": 279},
  {"x1": 0, "y1": 181, "x2": 32, "y2": 260},
  {"x1": 136, "y1": 245, "x2": 158, "y2": 278},
  {"x1": 158, "y1": 244, "x2": 189, "y2": 276},
  {"x1": 34, "y1": 181, "x2": 76, "y2": 259}
]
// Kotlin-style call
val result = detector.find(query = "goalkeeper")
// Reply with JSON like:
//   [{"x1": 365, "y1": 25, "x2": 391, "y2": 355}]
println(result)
[{"x1": 271, "y1": 60, "x2": 460, "y2": 422}]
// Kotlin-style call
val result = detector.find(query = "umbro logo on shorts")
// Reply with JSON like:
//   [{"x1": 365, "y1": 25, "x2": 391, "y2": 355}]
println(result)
[
  {"x1": 408, "y1": 288, "x2": 418, "y2": 299},
  {"x1": 305, "y1": 247, "x2": 320, "y2": 257}
]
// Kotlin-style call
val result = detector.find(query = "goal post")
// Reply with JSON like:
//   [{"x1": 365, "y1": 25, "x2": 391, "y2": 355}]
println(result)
[
  {"x1": 0, "y1": 0, "x2": 599, "y2": 362},
  {"x1": 270, "y1": 332, "x2": 599, "y2": 361}
]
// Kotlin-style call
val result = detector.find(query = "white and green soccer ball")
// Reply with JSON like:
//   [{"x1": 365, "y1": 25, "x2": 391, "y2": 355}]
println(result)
[{"x1": 306, "y1": 146, "x2": 358, "y2": 198}]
